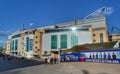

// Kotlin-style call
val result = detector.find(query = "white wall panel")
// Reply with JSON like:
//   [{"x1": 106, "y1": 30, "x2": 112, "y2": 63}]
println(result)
[{"x1": 42, "y1": 31, "x2": 92, "y2": 51}]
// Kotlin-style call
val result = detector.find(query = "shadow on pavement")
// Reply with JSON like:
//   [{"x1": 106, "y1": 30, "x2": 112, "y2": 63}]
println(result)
[
  {"x1": 0, "y1": 57, "x2": 44, "y2": 72},
  {"x1": 82, "y1": 70, "x2": 89, "y2": 74},
  {"x1": 97, "y1": 73, "x2": 108, "y2": 74},
  {"x1": 82, "y1": 70, "x2": 109, "y2": 74}
]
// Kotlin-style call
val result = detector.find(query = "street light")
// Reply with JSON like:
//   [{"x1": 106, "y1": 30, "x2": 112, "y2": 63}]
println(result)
[
  {"x1": 58, "y1": 48, "x2": 61, "y2": 63},
  {"x1": 71, "y1": 27, "x2": 77, "y2": 32}
]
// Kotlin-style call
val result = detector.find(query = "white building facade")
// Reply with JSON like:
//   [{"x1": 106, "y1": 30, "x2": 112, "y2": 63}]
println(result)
[
  {"x1": 9, "y1": 32, "x2": 35, "y2": 58},
  {"x1": 23, "y1": 34, "x2": 34, "y2": 58},
  {"x1": 42, "y1": 27, "x2": 92, "y2": 52},
  {"x1": 9, "y1": 33, "x2": 21, "y2": 57}
]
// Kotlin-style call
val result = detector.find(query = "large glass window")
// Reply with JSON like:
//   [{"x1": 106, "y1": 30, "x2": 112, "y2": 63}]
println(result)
[
  {"x1": 93, "y1": 40, "x2": 96, "y2": 42},
  {"x1": 60, "y1": 34, "x2": 67, "y2": 48},
  {"x1": 15, "y1": 39, "x2": 18, "y2": 50},
  {"x1": 44, "y1": 51, "x2": 47, "y2": 54},
  {"x1": 10, "y1": 41, "x2": 12, "y2": 51},
  {"x1": 45, "y1": 28, "x2": 88, "y2": 33},
  {"x1": 10, "y1": 41, "x2": 13, "y2": 51},
  {"x1": 26, "y1": 37, "x2": 29, "y2": 52},
  {"x1": 12, "y1": 40, "x2": 14, "y2": 50},
  {"x1": 51, "y1": 35, "x2": 57, "y2": 49},
  {"x1": 93, "y1": 34, "x2": 96, "y2": 36},
  {"x1": 100, "y1": 33, "x2": 103, "y2": 43},
  {"x1": 71, "y1": 34, "x2": 78, "y2": 47}
]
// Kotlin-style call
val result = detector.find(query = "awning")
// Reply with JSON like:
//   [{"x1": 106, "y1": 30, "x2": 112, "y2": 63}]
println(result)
[{"x1": 42, "y1": 54, "x2": 51, "y2": 56}]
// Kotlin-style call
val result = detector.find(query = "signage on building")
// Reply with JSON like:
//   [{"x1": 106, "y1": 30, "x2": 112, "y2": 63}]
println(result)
[{"x1": 29, "y1": 39, "x2": 33, "y2": 50}]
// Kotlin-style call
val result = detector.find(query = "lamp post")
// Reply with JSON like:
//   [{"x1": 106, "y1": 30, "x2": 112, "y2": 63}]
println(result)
[{"x1": 58, "y1": 48, "x2": 61, "y2": 63}]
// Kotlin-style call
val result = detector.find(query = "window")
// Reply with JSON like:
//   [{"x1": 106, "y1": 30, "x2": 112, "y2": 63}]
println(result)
[
  {"x1": 93, "y1": 40, "x2": 96, "y2": 42},
  {"x1": 37, "y1": 49, "x2": 40, "y2": 51},
  {"x1": 26, "y1": 37, "x2": 29, "y2": 52},
  {"x1": 35, "y1": 47, "x2": 37, "y2": 49},
  {"x1": 44, "y1": 51, "x2": 47, "y2": 54},
  {"x1": 33, "y1": 31, "x2": 35, "y2": 34},
  {"x1": 25, "y1": 32, "x2": 28, "y2": 34},
  {"x1": 60, "y1": 34, "x2": 67, "y2": 48},
  {"x1": 35, "y1": 41, "x2": 38, "y2": 44},
  {"x1": 100, "y1": 33, "x2": 103, "y2": 43},
  {"x1": 10, "y1": 41, "x2": 12, "y2": 50},
  {"x1": 15, "y1": 39, "x2": 18, "y2": 50},
  {"x1": 71, "y1": 34, "x2": 78, "y2": 47},
  {"x1": 45, "y1": 28, "x2": 88, "y2": 33},
  {"x1": 51, "y1": 35, "x2": 57, "y2": 49},
  {"x1": 36, "y1": 36, "x2": 38, "y2": 38},
  {"x1": 93, "y1": 34, "x2": 96, "y2": 36},
  {"x1": 12, "y1": 40, "x2": 14, "y2": 50},
  {"x1": 29, "y1": 32, "x2": 32, "y2": 34},
  {"x1": 35, "y1": 51, "x2": 37, "y2": 53}
]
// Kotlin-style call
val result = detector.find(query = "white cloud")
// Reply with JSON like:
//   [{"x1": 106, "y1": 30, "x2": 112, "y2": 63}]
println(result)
[
  {"x1": 0, "y1": 40, "x2": 5, "y2": 48},
  {"x1": 30, "y1": 23, "x2": 34, "y2": 26},
  {"x1": 0, "y1": 40, "x2": 3, "y2": 47},
  {"x1": 0, "y1": 31, "x2": 8, "y2": 36},
  {"x1": 0, "y1": 40, "x2": 4, "y2": 45},
  {"x1": 105, "y1": 7, "x2": 114, "y2": 16},
  {"x1": 0, "y1": 40, "x2": 2, "y2": 43}
]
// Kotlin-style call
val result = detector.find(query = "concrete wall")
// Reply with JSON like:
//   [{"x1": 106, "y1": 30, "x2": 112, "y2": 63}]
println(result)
[
  {"x1": 34, "y1": 30, "x2": 44, "y2": 59},
  {"x1": 92, "y1": 29, "x2": 108, "y2": 43}
]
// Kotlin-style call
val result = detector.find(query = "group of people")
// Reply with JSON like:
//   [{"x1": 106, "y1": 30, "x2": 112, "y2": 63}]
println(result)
[
  {"x1": 44, "y1": 57, "x2": 57, "y2": 65},
  {"x1": 0, "y1": 54, "x2": 12, "y2": 61}
]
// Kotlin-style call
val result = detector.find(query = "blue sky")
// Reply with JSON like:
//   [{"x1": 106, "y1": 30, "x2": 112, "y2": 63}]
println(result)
[{"x1": 0, "y1": 0, "x2": 120, "y2": 47}]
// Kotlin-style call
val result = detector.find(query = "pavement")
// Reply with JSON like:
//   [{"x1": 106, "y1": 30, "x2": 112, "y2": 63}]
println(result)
[
  {"x1": 0, "y1": 61, "x2": 120, "y2": 74},
  {"x1": 0, "y1": 55, "x2": 44, "y2": 72}
]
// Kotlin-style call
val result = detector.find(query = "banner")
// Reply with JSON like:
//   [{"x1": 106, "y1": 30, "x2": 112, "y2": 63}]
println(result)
[
  {"x1": 29, "y1": 39, "x2": 33, "y2": 50},
  {"x1": 61, "y1": 49, "x2": 120, "y2": 64},
  {"x1": 81, "y1": 50, "x2": 120, "y2": 64}
]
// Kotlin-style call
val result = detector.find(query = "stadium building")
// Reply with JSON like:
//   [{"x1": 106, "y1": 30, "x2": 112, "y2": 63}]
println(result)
[
  {"x1": 42, "y1": 16, "x2": 109, "y2": 57},
  {"x1": 5, "y1": 16, "x2": 109, "y2": 59},
  {"x1": 6, "y1": 6, "x2": 111, "y2": 59}
]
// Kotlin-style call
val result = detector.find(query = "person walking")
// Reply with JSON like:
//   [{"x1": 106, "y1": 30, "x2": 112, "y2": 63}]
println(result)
[
  {"x1": 54, "y1": 57, "x2": 57, "y2": 64},
  {"x1": 45, "y1": 57, "x2": 48, "y2": 65},
  {"x1": 50, "y1": 57, "x2": 54, "y2": 64},
  {"x1": 47, "y1": 57, "x2": 50, "y2": 64}
]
